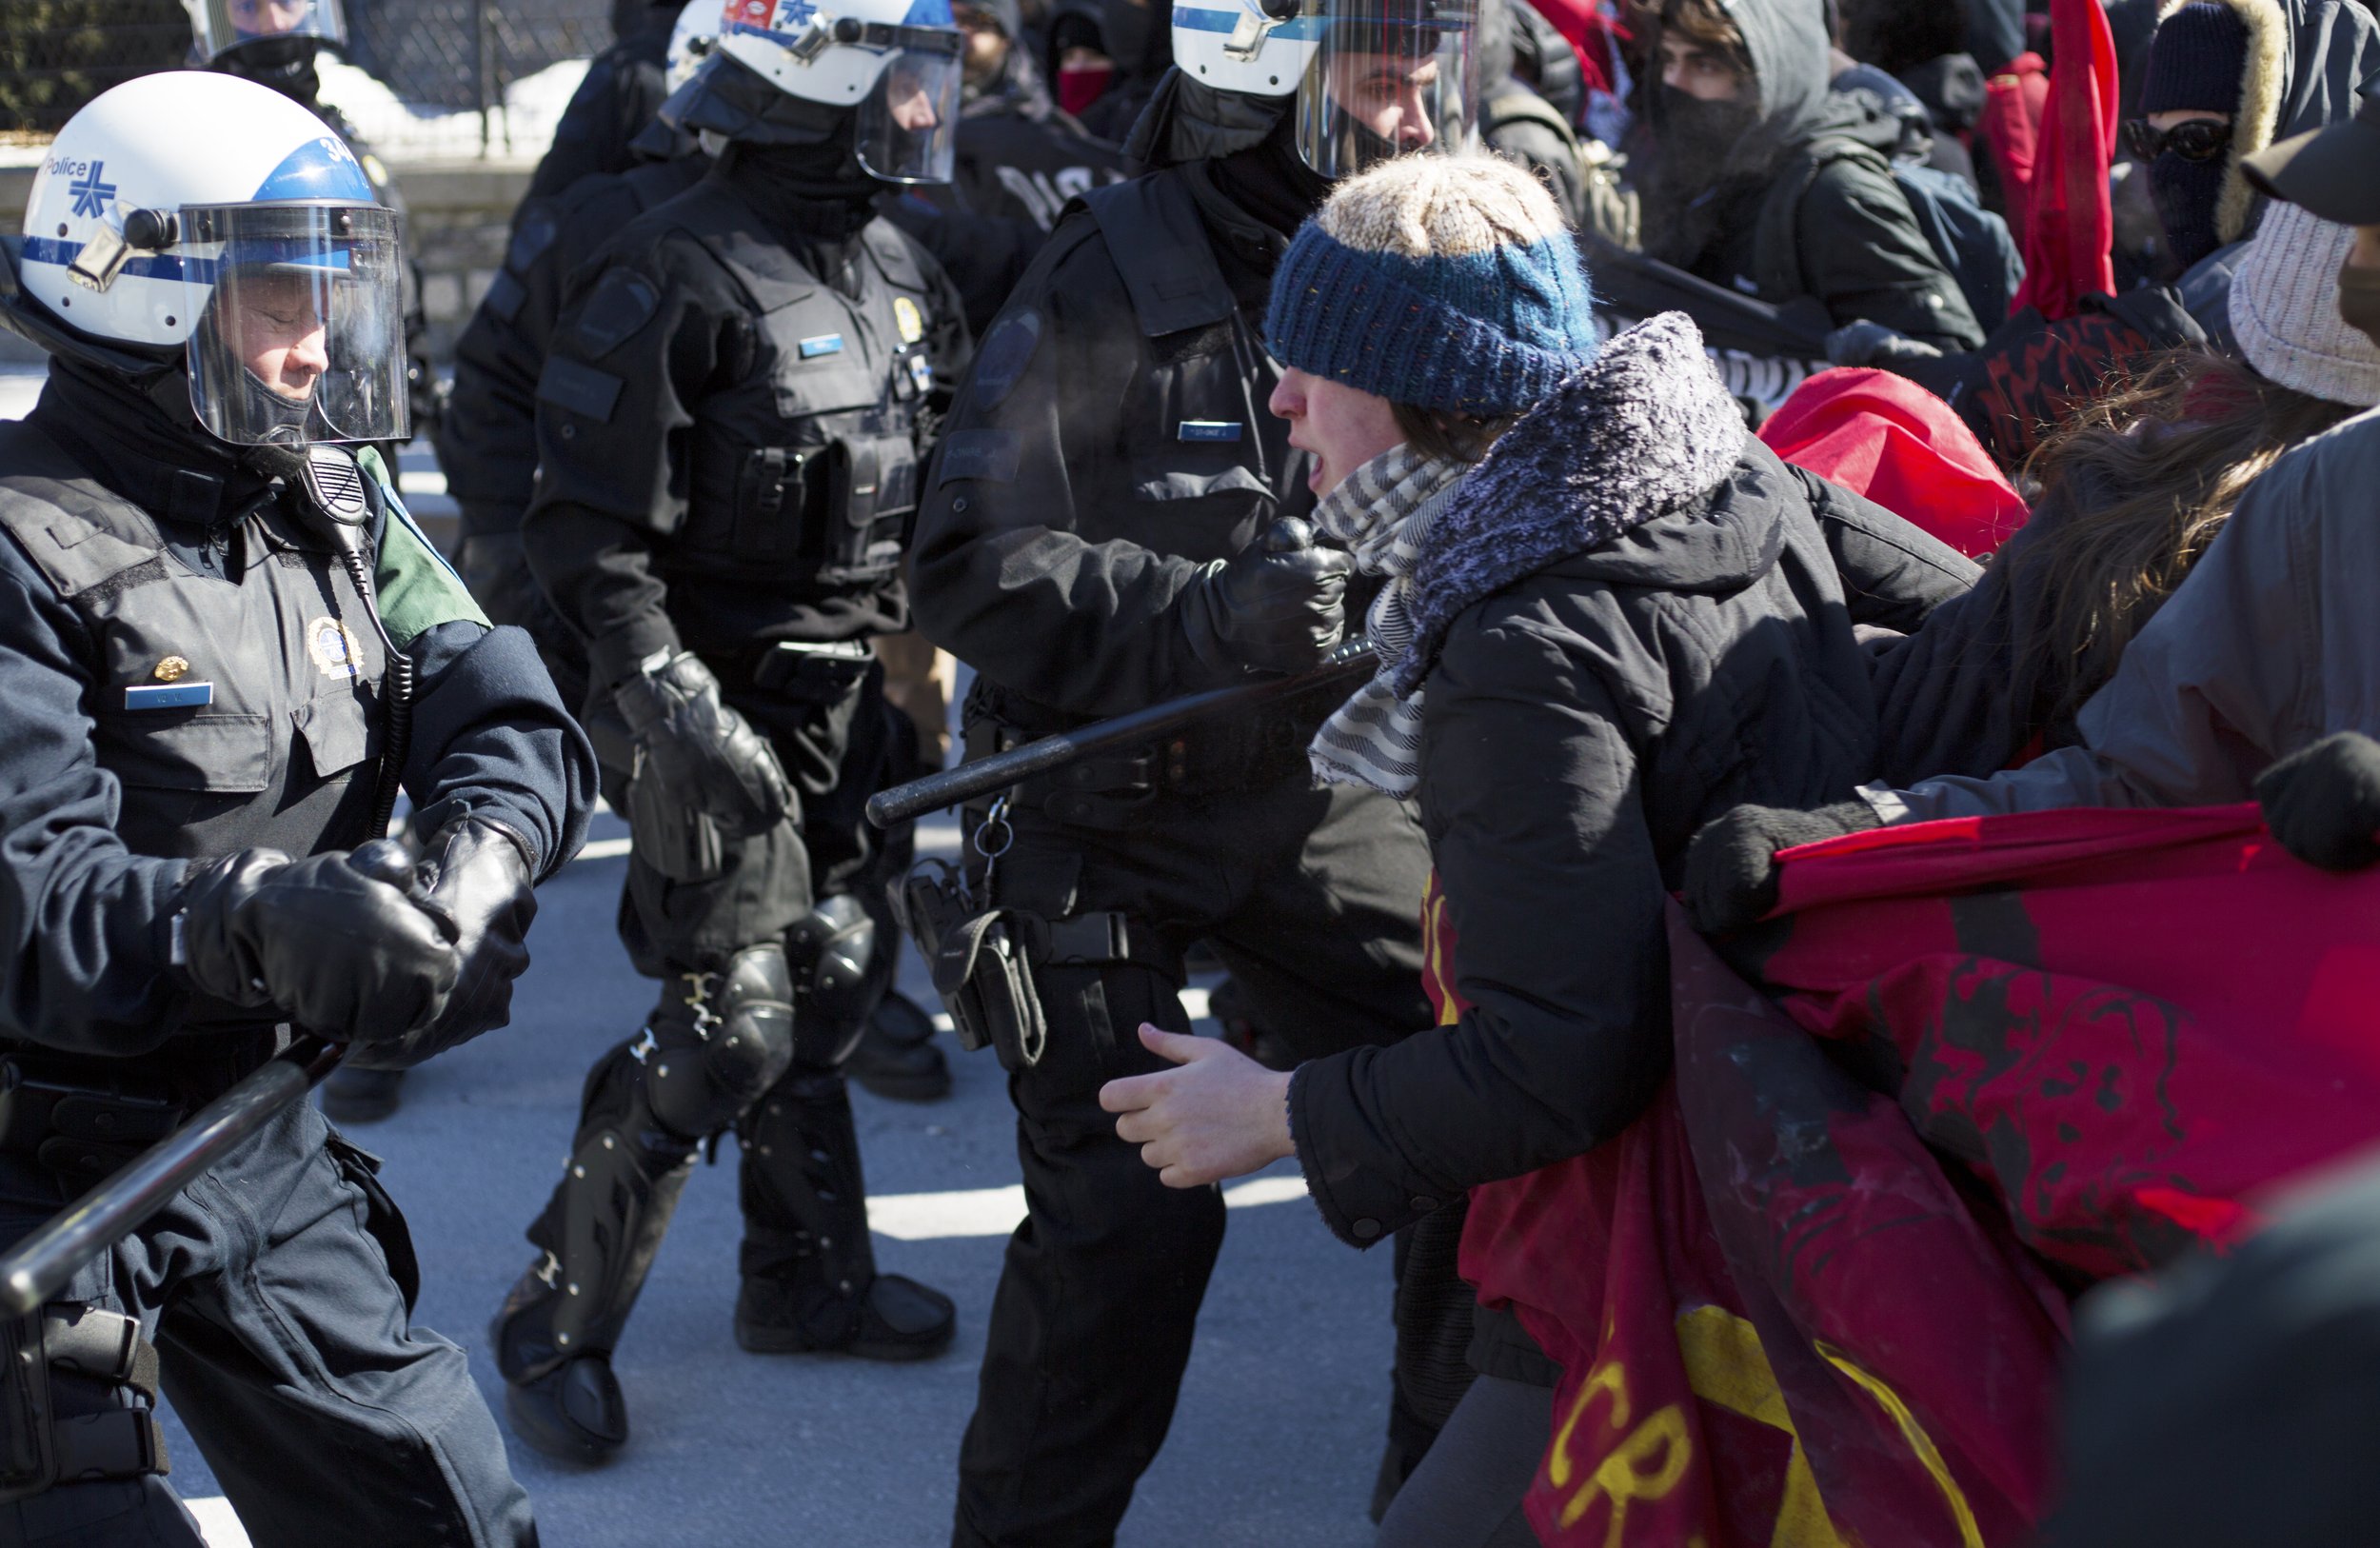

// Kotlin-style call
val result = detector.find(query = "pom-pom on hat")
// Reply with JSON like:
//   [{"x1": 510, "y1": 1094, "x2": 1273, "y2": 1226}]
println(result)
[{"x1": 1263, "y1": 152, "x2": 1599, "y2": 419}]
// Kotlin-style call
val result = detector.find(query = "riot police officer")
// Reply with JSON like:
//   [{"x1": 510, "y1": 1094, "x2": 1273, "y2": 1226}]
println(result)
[
  {"x1": 527, "y1": 0, "x2": 694, "y2": 203},
  {"x1": 0, "y1": 72, "x2": 594, "y2": 1545},
  {"x1": 905, "y1": 0, "x2": 1473, "y2": 1538},
  {"x1": 491, "y1": 0, "x2": 974, "y2": 1462},
  {"x1": 884, "y1": 0, "x2": 1126, "y2": 333},
  {"x1": 184, "y1": 0, "x2": 438, "y2": 452}
]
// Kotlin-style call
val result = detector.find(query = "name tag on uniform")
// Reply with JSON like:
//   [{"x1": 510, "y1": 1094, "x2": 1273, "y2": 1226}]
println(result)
[
  {"x1": 1178, "y1": 421, "x2": 1242, "y2": 443},
  {"x1": 799, "y1": 333, "x2": 845, "y2": 359},
  {"x1": 125, "y1": 682, "x2": 213, "y2": 710}
]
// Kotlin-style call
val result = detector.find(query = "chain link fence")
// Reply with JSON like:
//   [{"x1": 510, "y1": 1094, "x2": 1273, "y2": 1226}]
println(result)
[{"x1": 0, "y1": 0, "x2": 615, "y2": 141}]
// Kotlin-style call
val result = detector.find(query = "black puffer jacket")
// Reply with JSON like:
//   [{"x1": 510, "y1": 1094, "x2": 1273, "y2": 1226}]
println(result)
[{"x1": 1288, "y1": 315, "x2": 1974, "y2": 1258}]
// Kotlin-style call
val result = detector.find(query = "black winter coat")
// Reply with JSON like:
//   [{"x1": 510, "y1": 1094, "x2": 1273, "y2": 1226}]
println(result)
[{"x1": 1288, "y1": 315, "x2": 1974, "y2": 1257}]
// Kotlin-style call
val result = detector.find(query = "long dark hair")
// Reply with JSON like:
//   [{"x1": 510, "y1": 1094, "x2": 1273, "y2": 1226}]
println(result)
[
  {"x1": 2006, "y1": 352, "x2": 2355, "y2": 734},
  {"x1": 1390, "y1": 402, "x2": 1517, "y2": 464}
]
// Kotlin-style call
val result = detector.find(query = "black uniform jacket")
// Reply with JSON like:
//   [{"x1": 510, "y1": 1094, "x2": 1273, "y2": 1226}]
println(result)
[
  {"x1": 1287, "y1": 320, "x2": 1976, "y2": 1252},
  {"x1": 909, "y1": 164, "x2": 1316, "y2": 727},
  {"x1": 0, "y1": 365, "x2": 594, "y2": 1061},
  {"x1": 522, "y1": 153, "x2": 969, "y2": 691}
]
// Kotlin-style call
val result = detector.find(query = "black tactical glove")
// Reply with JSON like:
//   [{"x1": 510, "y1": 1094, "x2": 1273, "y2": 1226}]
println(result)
[
  {"x1": 1683, "y1": 800, "x2": 1881, "y2": 934},
  {"x1": 346, "y1": 817, "x2": 540, "y2": 1070},
  {"x1": 1180, "y1": 517, "x2": 1355, "y2": 676},
  {"x1": 2255, "y1": 731, "x2": 2380, "y2": 873},
  {"x1": 176, "y1": 843, "x2": 460, "y2": 1047},
  {"x1": 614, "y1": 650, "x2": 793, "y2": 830}
]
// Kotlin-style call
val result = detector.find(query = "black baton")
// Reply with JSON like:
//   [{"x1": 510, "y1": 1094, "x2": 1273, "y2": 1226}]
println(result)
[
  {"x1": 866, "y1": 636, "x2": 1380, "y2": 829},
  {"x1": 0, "y1": 1037, "x2": 346, "y2": 1318}
]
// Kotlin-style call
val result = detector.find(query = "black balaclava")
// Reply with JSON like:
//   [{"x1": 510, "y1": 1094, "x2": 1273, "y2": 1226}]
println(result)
[
  {"x1": 1209, "y1": 108, "x2": 1334, "y2": 240},
  {"x1": 216, "y1": 35, "x2": 323, "y2": 109},
  {"x1": 2139, "y1": 2, "x2": 2249, "y2": 270}
]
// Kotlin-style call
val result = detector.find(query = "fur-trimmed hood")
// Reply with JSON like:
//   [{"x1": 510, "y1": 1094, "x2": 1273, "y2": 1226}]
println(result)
[
  {"x1": 2157, "y1": 0, "x2": 2379, "y2": 245},
  {"x1": 1398, "y1": 311, "x2": 1750, "y2": 693}
]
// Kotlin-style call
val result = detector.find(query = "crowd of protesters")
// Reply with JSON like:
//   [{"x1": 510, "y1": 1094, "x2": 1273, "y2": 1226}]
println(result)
[{"x1": 7, "y1": 0, "x2": 2380, "y2": 1543}]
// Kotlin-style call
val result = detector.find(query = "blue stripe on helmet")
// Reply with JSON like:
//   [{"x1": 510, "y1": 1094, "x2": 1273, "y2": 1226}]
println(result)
[
  {"x1": 18, "y1": 235, "x2": 219, "y2": 284},
  {"x1": 903, "y1": 0, "x2": 955, "y2": 24},
  {"x1": 1172, "y1": 5, "x2": 1325, "y2": 35},
  {"x1": 251, "y1": 136, "x2": 377, "y2": 203}
]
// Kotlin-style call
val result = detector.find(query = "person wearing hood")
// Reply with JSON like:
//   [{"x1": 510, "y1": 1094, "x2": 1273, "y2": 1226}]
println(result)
[
  {"x1": 490, "y1": 7, "x2": 974, "y2": 1464},
  {"x1": 1478, "y1": 0, "x2": 1593, "y2": 223},
  {"x1": 0, "y1": 72, "x2": 594, "y2": 1545},
  {"x1": 1686, "y1": 72, "x2": 2380, "y2": 929},
  {"x1": 1092, "y1": 150, "x2": 1973, "y2": 1548},
  {"x1": 1846, "y1": 0, "x2": 2378, "y2": 469},
  {"x1": 881, "y1": 0, "x2": 1128, "y2": 333},
  {"x1": 1635, "y1": 0, "x2": 1988, "y2": 353},
  {"x1": 525, "y1": 0, "x2": 691, "y2": 202},
  {"x1": 905, "y1": 1, "x2": 1489, "y2": 1538}
]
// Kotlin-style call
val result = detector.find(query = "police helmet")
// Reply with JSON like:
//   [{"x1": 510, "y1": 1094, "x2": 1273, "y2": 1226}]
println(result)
[
  {"x1": 665, "y1": 0, "x2": 967, "y2": 183},
  {"x1": 9, "y1": 72, "x2": 407, "y2": 447},
  {"x1": 1172, "y1": 0, "x2": 1478, "y2": 178}
]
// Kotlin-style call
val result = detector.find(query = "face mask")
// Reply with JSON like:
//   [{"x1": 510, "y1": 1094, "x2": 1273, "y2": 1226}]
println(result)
[
  {"x1": 2149, "y1": 150, "x2": 2229, "y2": 270},
  {"x1": 2341, "y1": 258, "x2": 2380, "y2": 351},
  {"x1": 1654, "y1": 84, "x2": 1755, "y2": 184},
  {"x1": 1057, "y1": 60, "x2": 1112, "y2": 117}
]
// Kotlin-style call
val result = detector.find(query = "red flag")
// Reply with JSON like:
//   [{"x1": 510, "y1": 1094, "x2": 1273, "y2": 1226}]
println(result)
[
  {"x1": 1444, "y1": 806, "x2": 2380, "y2": 1543},
  {"x1": 1758, "y1": 367, "x2": 2031, "y2": 558},
  {"x1": 2010, "y1": 0, "x2": 2118, "y2": 320}
]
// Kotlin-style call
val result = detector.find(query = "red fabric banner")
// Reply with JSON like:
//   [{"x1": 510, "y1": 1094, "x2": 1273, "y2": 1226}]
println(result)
[
  {"x1": 2009, "y1": 0, "x2": 2118, "y2": 321},
  {"x1": 1758, "y1": 367, "x2": 2029, "y2": 557},
  {"x1": 1442, "y1": 805, "x2": 2380, "y2": 1544}
]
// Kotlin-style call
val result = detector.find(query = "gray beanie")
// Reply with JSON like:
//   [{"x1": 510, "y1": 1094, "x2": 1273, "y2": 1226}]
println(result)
[{"x1": 2230, "y1": 200, "x2": 2380, "y2": 408}]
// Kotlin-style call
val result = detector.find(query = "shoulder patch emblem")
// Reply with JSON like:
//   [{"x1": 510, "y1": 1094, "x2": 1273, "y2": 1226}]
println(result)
[
  {"x1": 307, "y1": 617, "x2": 364, "y2": 680},
  {"x1": 971, "y1": 308, "x2": 1042, "y2": 413},
  {"x1": 573, "y1": 268, "x2": 663, "y2": 358},
  {"x1": 894, "y1": 295, "x2": 925, "y2": 346}
]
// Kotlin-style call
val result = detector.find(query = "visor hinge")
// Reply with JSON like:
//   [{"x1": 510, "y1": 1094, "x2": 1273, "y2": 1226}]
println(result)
[
  {"x1": 788, "y1": 13, "x2": 856, "y2": 62},
  {"x1": 67, "y1": 209, "x2": 178, "y2": 295},
  {"x1": 1222, "y1": 9, "x2": 1280, "y2": 61}
]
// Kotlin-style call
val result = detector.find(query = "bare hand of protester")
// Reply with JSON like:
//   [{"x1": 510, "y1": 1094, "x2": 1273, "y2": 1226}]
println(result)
[{"x1": 1100, "y1": 1025, "x2": 1295, "y2": 1187}]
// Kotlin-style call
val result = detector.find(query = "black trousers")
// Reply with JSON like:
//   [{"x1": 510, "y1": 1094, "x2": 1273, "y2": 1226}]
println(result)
[
  {"x1": 951, "y1": 777, "x2": 1433, "y2": 1548},
  {"x1": 0, "y1": 1096, "x2": 535, "y2": 1548}
]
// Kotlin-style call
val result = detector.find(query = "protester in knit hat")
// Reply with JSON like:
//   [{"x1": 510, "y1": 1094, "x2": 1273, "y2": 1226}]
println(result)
[
  {"x1": 1099, "y1": 149, "x2": 1974, "y2": 1548},
  {"x1": 2131, "y1": 0, "x2": 2287, "y2": 271},
  {"x1": 2231, "y1": 198, "x2": 2380, "y2": 407}
]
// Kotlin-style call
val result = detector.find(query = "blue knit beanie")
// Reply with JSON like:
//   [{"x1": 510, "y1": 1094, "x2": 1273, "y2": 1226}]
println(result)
[{"x1": 1264, "y1": 152, "x2": 1599, "y2": 419}]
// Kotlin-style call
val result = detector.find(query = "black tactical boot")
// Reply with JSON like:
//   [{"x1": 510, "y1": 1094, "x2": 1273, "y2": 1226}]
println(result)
[
  {"x1": 321, "y1": 1064, "x2": 406, "y2": 1123},
  {"x1": 734, "y1": 1068, "x2": 956, "y2": 1359},
  {"x1": 843, "y1": 989, "x2": 951, "y2": 1101}
]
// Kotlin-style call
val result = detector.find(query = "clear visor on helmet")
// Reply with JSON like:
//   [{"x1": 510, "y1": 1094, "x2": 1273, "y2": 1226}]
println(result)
[
  {"x1": 856, "y1": 39, "x2": 965, "y2": 183},
  {"x1": 188, "y1": 0, "x2": 347, "y2": 63},
  {"x1": 182, "y1": 203, "x2": 407, "y2": 447},
  {"x1": 1294, "y1": 0, "x2": 1478, "y2": 181}
]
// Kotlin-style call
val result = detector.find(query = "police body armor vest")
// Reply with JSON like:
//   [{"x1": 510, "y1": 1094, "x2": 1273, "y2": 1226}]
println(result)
[
  {"x1": 0, "y1": 422, "x2": 387, "y2": 867},
  {"x1": 671, "y1": 189, "x2": 942, "y2": 599}
]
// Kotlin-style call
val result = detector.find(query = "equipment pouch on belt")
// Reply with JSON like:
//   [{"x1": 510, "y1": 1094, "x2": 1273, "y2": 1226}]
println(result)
[
  {"x1": 898, "y1": 860, "x2": 1048, "y2": 1070},
  {"x1": 0, "y1": 1054, "x2": 184, "y2": 1181},
  {"x1": 0, "y1": 1304, "x2": 169, "y2": 1503},
  {"x1": 821, "y1": 435, "x2": 917, "y2": 585},
  {"x1": 752, "y1": 639, "x2": 875, "y2": 704}
]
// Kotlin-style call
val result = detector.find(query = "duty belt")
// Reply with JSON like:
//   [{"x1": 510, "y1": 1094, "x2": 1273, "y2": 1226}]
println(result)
[{"x1": 962, "y1": 706, "x2": 1317, "y2": 831}]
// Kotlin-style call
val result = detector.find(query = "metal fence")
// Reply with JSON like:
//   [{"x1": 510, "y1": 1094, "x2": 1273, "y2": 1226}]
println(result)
[{"x1": 0, "y1": 0, "x2": 612, "y2": 140}]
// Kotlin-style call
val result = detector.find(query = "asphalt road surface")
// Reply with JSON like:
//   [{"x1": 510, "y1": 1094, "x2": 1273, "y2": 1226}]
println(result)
[{"x1": 0, "y1": 372, "x2": 1400, "y2": 1548}]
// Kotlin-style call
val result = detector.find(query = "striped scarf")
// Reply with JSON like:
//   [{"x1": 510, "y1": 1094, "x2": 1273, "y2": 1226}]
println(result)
[{"x1": 1307, "y1": 443, "x2": 1470, "y2": 797}]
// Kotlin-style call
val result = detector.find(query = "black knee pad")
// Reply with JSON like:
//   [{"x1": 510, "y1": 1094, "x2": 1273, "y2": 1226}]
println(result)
[
  {"x1": 642, "y1": 944, "x2": 796, "y2": 1138},
  {"x1": 785, "y1": 896, "x2": 892, "y2": 1069}
]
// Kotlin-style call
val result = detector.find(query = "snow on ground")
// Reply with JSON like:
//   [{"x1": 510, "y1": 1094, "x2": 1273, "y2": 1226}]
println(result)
[
  {"x1": 0, "y1": 56, "x2": 588, "y2": 169},
  {"x1": 314, "y1": 54, "x2": 590, "y2": 162}
]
